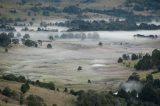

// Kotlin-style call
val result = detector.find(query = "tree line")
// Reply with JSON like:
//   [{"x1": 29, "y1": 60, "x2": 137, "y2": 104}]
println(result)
[{"x1": 56, "y1": 19, "x2": 160, "y2": 31}]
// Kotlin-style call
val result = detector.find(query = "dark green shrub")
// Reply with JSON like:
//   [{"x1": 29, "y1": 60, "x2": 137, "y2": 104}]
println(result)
[
  {"x1": 21, "y1": 82, "x2": 30, "y2": 94},
  {"x1": 2, "y1": 87, "x2": 14, "y2": 97},
  {"x1": 27, "y1": 95, "x2": 46, "y2": 106},
  {"x1": 118, "y1": 57, "x2": 123, "y2": 63},
  {"x1": 47, "y1": 44, "x2": 52, "y2": 48}
]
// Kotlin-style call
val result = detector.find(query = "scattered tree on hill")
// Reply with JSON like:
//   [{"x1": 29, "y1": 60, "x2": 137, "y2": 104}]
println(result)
[
  {"x1": 64, "y1": 87, "x2": 68, "y2": 92},
  {"x1": 128, "y1": 72, "x2": 140, "y2": 81},
  {"x1": 2, "y1": 87, "x2": 14, "y2": 97},
  {"x1": 152, "y1": 49, "x2": 160, "y2": 68},
  {"x1": 146, "y1": 74, "x2": 153, "y2": 83},
  {"x1": 21, "y1": 82, "x2": 30, "y2": 94},
  {"x1": 27, "y1": 95, "x2": 46, "y2": 106},
  {"x1": 122, "y1": 54, "x2": 130, "y2": 60},
  {"x1": 131, "y1": 53, "x2": 138, "y2": 60},
  {"x1": 134, "y1": 54, "x2": 153, "y2": 70},
  {"x1": 88, "y1": 79, "x2": 91, "y2": 83}
]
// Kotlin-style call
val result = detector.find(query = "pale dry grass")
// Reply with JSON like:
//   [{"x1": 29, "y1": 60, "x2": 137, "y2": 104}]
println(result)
[{"x1": 0, "y1": 80, "x2": 76, "y2": 106}]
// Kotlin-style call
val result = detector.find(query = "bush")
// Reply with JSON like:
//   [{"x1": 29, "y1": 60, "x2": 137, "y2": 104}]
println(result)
[
  {"x1": 64, "y1": 87, "x2": 68, "y2": 92},
  {"x1": 47, "y1": 82, "x2": 55, "y2": 90},
  {"x1": 47, "y1": 44, "x2": 52, "y2": 48},
  {"x1": 118, "y1": 57, "x2": 123, "y2": 63},
  {"x1": 2, "y1": 74, "x2": 17, "y2": 81},
  {"x1": 2, "y1": 87, "x2": 14, "y2": 97},
  {"x1": 152, "y1": 49, "x2": 160, "y2": 67},
  {"x1": 0, "y1": 32, "x2": 12, "y2": 47},
  {"x1": 77, "y1": 66, "x2": 82, "y2": 71},
  {"x1": 23, "y1": 34, "x2": 30, "y2": 39},
  {"x1": 27, "y1": 95, "x2": 46, "y2": 106},
  {"x1": 131, "y1": 53, "x2": 138, "y2": 60},
  {"x1": 98, "y1": 42, "x2": 103, "y2": 46},
  {"x1": 24, "y1": 39, "x2": 37, "y2": 47},
  {"x1": 35, "y1": 80, "x2": 55, "y2": 90},
  {"x1": 12, "y1": 39, "x2": 19, "y2": 44},
  {"x1": 128, "y1": 72, "x2": 140, "y2": 81},
  {"x1": 122, "y1": 54, "x2": 130, "y2": 60},
  {"x1": 21, "y1": 82, "x2": 30, "y2": 94}
]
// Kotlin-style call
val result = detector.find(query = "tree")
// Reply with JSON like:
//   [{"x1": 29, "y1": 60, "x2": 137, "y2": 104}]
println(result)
[
  {"x1": 2, "y1": 87, "x2": 14, "y2": 97},
  {"x1": 128, "y1": 72, "x2": 140, "y2": 81},
  {"x1": 17, "y1": 32, "x2": 21, "y2": 37},
  {"x1": 48, "y1": 35, "x2": 54, "y2": 41},
  {"x1": 98, "y1": 42, "x2": 103, "y2": 46},
  {"x1": 146, "y1": 74, "x2": 153, "y2": 83},
  {"x1": 0, "y1": 33, "x2": 12, "y2": 47},
  {"x1": 5, "y1": 48, "x2": 8, "y2": 52},
  {"x1": 152, "y1": 49, "x2": 160, "y2": 68},
  {"x1": 47, "y1": 44, "x2": 52, "y2": 48},
  {"x1": 77, "y1": 66, "x2": 82, "y2": 71},
  {"x1": 118, "y1": 57, "x2": 123, "y2": 63},
  {"x1": 131, "y1": 53, "x2": 138, "y2": 60},
  {"x1": 81, "y1": 33, "x2": 86, "y2": 40},
  {"x1": 47, "y1": 82, "x2": 55, "y2": 90},
  {"x1": 27, "y1": 95, "x2": 46, "y2": 106},
  {"x1": 12, "y1": 39, "x2": 19, "y2": 44},
  {"x1": 21, "y1": 82, "x2": 30, "y2": 94},
  {"x1": 134, "y1": 54, "x2": 153, "y2": 70},
  {"x1": 24, "y1": 40, "x2": 37, "y2": 47},
  {"x1": 23, "y1": 34, "x2": 30, "y2": 39},
  {"x1": 139, "y1": 83, "x2": 159, "y2": 104},
  {"x1": 8, "y1": 32, "x2": 14, "y2": 38},
  {"x1": 42, "y1": 10, "x2": 50, "y2": 16},
  {"x1": 122, "y1": 54, "x2": 130, "y2": 60},
  {"x1": 64, "y1": 87, "x2": 68, "y2": 92},
  {"x1": 88, "y1": 79, "x2": 91, "y2": 83},
  {"x1": 63, "y1": 6, "x2": 81, "y2": 14}
]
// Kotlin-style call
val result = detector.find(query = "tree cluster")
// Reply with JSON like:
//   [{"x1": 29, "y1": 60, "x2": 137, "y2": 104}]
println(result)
[{"x1": 134, "y1": 49, "x2": 160, "y2": 70}]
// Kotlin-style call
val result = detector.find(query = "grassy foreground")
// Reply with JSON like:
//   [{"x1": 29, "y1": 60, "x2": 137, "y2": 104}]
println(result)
[{"x1": 0, "y1": 79, "x2": 76, "y2": 106}]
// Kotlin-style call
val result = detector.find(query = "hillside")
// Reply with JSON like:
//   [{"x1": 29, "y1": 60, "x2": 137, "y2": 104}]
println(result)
[
  {"x1": 0, "y1": 0, "x2": 159, "y2": 20},
  {"x1": 0, "y1": 79, "x2": 76, "y2": 106}
]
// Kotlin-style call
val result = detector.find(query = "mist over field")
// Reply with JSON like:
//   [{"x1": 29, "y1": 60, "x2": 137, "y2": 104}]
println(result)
[{"x1": 0, "y1": 0, "x2": 160, "y2": 106}]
